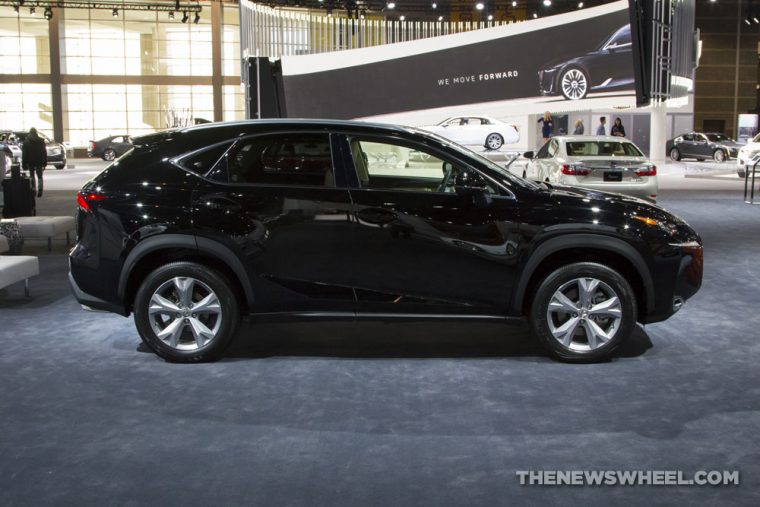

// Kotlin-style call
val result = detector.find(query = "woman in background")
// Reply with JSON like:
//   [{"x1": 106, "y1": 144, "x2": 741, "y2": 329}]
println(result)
[
  {"x1": 537, "y1": 111, "x2": 553, "y2": 143},
  {"x1": 573, "y1": 119, "x2": 584, "y2": 135},
  {"x1": 611, "y1": 117, "x2": 626, "y2": 137}
]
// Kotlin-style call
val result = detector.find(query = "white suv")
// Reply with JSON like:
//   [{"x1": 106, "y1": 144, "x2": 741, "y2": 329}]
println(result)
[{"x1": 737, "y1": 133, "x2": 760, "y2": 178}]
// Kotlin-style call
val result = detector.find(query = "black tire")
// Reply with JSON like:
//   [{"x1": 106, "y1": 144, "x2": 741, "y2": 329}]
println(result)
[
  {"x1": 669, "y1": 147, "x2": 681, "y2": 161},
  {"x1": 530, "y1": 262, "x2": 637, "y2": 362},
  {"x1": 103, "y1": 149, "x2": 116, "y2": 161},
  {"x1": 559, "y1": 67, "x2": 589, "y2": 100},
  {"x1": 54, "y1": 163, "x2": 65, "y2": 170},
  {"x1": 738, "y1": 170, "x2": 746, "y2": 178},
  {"x1": 485, "y1": 133, "x2": 504, "y2": 150},
  {"x1": 713, "y1": 149, "x2": 725, "y2": 163},
  {"x1": 134, "y1": 262, "x2": 240, "y2": 363},
  {"x1": 696, "y1": 158, "x2": 705, "y2": 162}
]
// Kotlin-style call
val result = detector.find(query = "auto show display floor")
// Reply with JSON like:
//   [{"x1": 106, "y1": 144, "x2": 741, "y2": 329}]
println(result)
[{"x1": 1, "y1": 187, "x2": 758, "y2": 506}]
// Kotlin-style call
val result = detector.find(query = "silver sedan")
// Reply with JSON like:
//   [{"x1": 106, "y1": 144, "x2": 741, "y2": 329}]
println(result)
[{"x1": 525, "y1": 135, "x2": 658, "y2": 201}]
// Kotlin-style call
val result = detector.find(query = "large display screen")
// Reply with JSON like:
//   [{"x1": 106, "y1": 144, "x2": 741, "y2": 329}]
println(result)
[{"x1": 280, "y1": 1, "x2": 636, "y2": 120}]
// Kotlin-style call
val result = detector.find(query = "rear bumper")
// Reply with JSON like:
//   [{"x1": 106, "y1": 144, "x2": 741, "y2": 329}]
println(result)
[
  {"x1": 69, "y1": 266, "x2": 128, "y2": 316},
  {"x1": 561, "y1": 178, "x2": 659, "y2": 201}
]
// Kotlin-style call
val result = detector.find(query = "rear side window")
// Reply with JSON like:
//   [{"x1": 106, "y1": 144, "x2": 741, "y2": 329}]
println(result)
[
  {"x1": 225, "y1": 133, "x2": 334, "y2": 187},
  {"x1": 180, "y1": 142, "x2": 233, "y2": 175}
]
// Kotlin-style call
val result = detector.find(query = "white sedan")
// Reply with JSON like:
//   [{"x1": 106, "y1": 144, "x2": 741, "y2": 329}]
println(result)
[
  {"x1": 524, "y1": 135, "x2": 658, "y2": 201},
  {"x1": 419, "y1": 116, "x2": 520, "y2": 150},
  {"x1": 737, "y1": 133, "x2": 760, "y2": 178}
]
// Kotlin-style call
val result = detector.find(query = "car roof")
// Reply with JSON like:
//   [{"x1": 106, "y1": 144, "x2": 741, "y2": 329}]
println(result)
[{"x1": 552, "y1": 135, "x2": 634, "y2": 142}]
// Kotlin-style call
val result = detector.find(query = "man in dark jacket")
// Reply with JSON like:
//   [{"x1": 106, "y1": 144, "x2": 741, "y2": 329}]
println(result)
[{"x1": 22, "y1": 127, "x2": 47, "y2": 197}]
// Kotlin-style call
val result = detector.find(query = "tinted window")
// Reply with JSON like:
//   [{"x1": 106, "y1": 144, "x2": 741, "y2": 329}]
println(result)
[
  {"x1": 535, "y1": 142, "x2": 551, "y2": 159},
  {"x1": 226, "y1": 134, "x2": 334, "y2": 186},
  {"x1": 181, "y1": 142, "x2": 232, "y2": 175},
  {"x1": 547, "y1": 140, "x2": 558, "y2": 157},
  {"x1": 349, "y1": 137, "x2": 492, "y2": 194},
  {"x1": 706, "y1": 134, "x2": 729, "y2": 142},
  {"x1": 565, "y1": 141, "x2": 643, "y2": 157},
  {"x1": 606, "y1": 25, "x2": 631, "y2": 47}
]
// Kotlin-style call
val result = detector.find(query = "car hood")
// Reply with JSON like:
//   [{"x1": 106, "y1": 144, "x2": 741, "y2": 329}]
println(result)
[
  {"x1": 538, "y1": 52, "x2": 595, "y2": 72},
  {"x1": 545, "y1": 183, "x2": 680, "y2": 221}
]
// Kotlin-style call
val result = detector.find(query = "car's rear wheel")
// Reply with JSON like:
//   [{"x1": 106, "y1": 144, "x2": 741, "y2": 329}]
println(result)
[
  {"x1": 669, "y1": 147, "x2": 681, "y2": 161},
  {"x1": 713, "y1": 149, "x2": 726, "y2": 162},
  {"x1": 103, "y1": 149, "x2": 116, "y2": 161},
  {"x1": 134, "y1": 262, "x2": 240, "y2": 363},
  {"x1": 530, "y1": 262, "x2": 636, "y2": 362},
  {"x1": 559, "y1": 67, "x2": 588, "y2": 100},
  {"x1": 485, "y1": 133, "x2": 504, "y2": 150}
]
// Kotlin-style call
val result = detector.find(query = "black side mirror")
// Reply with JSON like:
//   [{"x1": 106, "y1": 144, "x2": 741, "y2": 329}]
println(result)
[
  {"x1": 454, "y1": 170, "x2": 492, "y2": 208},
  {"x1": 523, "y1": 151, "x2": 534, "y2": 160}
]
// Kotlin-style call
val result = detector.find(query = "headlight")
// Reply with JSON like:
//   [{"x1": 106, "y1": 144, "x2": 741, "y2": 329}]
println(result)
[{"x1": 632, "y1": 215, "x2": 679, "y2": 235}]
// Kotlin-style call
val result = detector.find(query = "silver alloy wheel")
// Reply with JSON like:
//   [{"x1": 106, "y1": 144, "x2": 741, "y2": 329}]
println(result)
[
  {"x1": 485, "y1": 133, "x2": 504, "y2": 150},
  {"x1": 670, "y1": 148, "x2": 680, "y2": 161},
  {"x1": 104, "y1": 149, "x2": 116, "y2": 161},
  {"x1": 546, "y1": 277, "x2": 622, "y2": 352},
  {"x1": 561, "y1": 69, "x2": 587, "y2": 100},
  {"x1": 148, "y1": 276, "x2": 223, "y2": 351},
  {"x1": 714, "y1": 150, "x2": 725, "y2": 162}
]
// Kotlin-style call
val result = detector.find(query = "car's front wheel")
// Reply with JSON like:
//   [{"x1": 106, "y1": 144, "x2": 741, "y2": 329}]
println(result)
[
  {"x1": 530, "y1": 262, "x2": 637, "y2": 362},
  {"x1": 713, "y1": 149, "x2": 726, "y2": 162},
  {"x1": 559, "y1": 67, "x2": 588, "y2": 100},
  {"x1": 669, "y1": 147, "x2": 681, "y2": 161},
  {"x1": 485, "y1": 133, "x2": 504, "y2": 150},
  {"x1": 134, "y1": 262, "x2": 240, "y2": 363}
]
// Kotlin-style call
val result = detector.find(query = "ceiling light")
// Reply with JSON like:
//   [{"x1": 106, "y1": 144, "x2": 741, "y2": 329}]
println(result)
[
  {"x1": 181, "y1": 11, "x2": 189, "y2": 23},
  {"x1": 432, "y1": 2, "x2": 437, "y2": 8},
  {"x1": 512, "y1": 1, "x2": 517, "y2": 6},
  {"x1": 533, "y1": 12, "x2": 538, "y2": 18},
  {"x1": 487, "y1": 14, "x2": 493, "y2": 20},
  {"x1": 754, "y1": 16, "x2": 759, "y2": 23},
  {"x1": 745, "y1": 17, "x2": 751, "y2": 25},
  {"x1": 387, "y1": 2, "x2": 395, "y2": 9},
  {"x1": 400, "y1": 15, "x2": 405, "y2": 21},
  {"x1": 578, "y1": 1, "x2": 584, "y2": 7},
  {"x1": 43, "y1": 7, "x2": 52, "y2": 20},
  {"x1": 543, "y1": 0, "x2": 552, "y2": 6},
  {"x1": 438, "y1": 15, "x2": 443, "y2": 21},
  {"x1": 476, "y1": 2, "x2": 485, "y2": 10},
  {"x1": 193, "y1": 12, "x2": 200, "y2": 24},
  {"x1": 326, "y1": 7, "x2": 333, "y2": 16},
  {"x1": 168, "y1": 11, "x2": 175, "y2": 19},
  {"x1": 112, "y1": 8, "x2": 118, "y2": 17},
  {"x1": 360, "y1": 9, "x2": 366, "y2": 19}
]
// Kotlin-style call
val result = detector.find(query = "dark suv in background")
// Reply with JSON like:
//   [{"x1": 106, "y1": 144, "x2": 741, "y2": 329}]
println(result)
[{"x1": 69, "y1": 120, "x2": 703, "y2": 363}]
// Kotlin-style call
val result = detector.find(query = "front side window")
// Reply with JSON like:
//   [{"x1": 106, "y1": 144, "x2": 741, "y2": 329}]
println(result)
[
  {"x1": 547, "y1": 139, "x2": 558, "y2": 158},
  {"x1": 348, "y1": 137, "x2": 492, "y2": 194},
  {"x1": 223, "y1": 133, "x2": 334, "y2": 186},
  {"x1": 605, "y1": 25, "x2": 631, "y2": 49},
  {"x1": 535, "y1": 142, "x2": 551, "y2": 159}
]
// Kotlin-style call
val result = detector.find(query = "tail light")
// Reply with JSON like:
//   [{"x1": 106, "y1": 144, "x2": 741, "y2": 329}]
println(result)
[
  {"x1": 510, "y1": 124, "x2": 519, "y2": 132},
  {"x1": 77, "y1": 191, "x2": 106, "y2": 212},
  {"x1": 89, "y1": 142, "x2": 95, "y2": 152},
  {"x1": 636, "y1": 165, "x2": 657, "y2": 176},
  {"x1": 561, "y1": 164, "x2": 591, "y2": 176}
]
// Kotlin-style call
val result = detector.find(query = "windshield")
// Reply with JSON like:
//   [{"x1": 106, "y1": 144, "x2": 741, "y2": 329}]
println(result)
[
  {"x1": 706, "y1": 134, "x2": 730, "y2": 142},
  {"x1": 565, "y1": 141, "x2": 643, "y2": 157}
]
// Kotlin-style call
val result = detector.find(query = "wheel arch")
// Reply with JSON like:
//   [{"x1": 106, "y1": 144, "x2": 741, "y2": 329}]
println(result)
[
  {"x1": 119, "y1": 234, "x2": 254, "y2": 314},
  {"x1": 512, "y1": 234, "x2": 655, "y2": 320}
]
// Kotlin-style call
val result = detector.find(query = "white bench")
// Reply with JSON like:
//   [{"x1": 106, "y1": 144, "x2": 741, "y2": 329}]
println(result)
[
  {"x1": 14, "y1": 216, "x2": 76, "y2": 251},
  {"x1": 0, "y1": 255, "x2": 39, "y2": 296}
]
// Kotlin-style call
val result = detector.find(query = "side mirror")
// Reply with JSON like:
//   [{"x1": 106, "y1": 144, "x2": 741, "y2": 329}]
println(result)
[{"x1": 523, "y1": 151, "x2": 534, "y2": 160}]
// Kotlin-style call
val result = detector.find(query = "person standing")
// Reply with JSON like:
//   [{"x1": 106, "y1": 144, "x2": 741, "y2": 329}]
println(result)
[
  {"x1": 573, "y1": 119, "x2": 585, "y2": 135},
  {"x1": 537, "y1": 111, "x2": 553, "y2": 143},
  {"x1": 596, "y1": 116, "x2": 607, "y2": 136},
  {"x1": 611, "y1": 117, "x2": 626, "y2": 137},
  {"x1": 22, "y1": 127, "x2": 47, "y2": 197}
]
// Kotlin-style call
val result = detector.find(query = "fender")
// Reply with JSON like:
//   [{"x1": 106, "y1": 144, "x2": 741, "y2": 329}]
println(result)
[
  {"x1": 511, "y1": 233, "x2": 655, "y2": 315},
  {"x1": 118, "y1": 233, "x2": 255, "y2": 308}
]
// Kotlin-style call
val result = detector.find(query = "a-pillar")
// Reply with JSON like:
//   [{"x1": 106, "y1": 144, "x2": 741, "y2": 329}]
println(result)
[{"x1": 649, "y1": 101, "x2": 667, "y2": 163}]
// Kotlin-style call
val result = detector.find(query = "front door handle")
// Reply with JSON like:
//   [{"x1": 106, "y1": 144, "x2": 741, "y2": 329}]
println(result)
[{"x1": 195, "y1": 194, "x2": 242, "y2": 212}]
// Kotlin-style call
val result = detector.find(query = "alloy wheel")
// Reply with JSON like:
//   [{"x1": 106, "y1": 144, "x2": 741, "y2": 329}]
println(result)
[
  {"x1": 561, "y1": 69, "x2": 587, "y2": 100},
  {"x1": 546, "y1": 277, "x2": 622, "y2": 352},
  {"x1": 485, "y1": 133, "x2": 504, "y2": 150},
  {"x1": 714, "y1": 150, "x2": 725, "y2": 162},
  {"x1": 670, "y1": 148, "x2": 680, "y2": 161},
  {"x1": 148, "y1": 277, "x2": 223, "y2": 351}
]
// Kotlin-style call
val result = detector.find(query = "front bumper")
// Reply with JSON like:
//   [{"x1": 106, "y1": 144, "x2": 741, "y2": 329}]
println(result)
[
  {"x1": 538, "y1": 69, "x2": 558, "y2": 95},
  {"x1": 643, "y1": 240, "x2": 703, "y2": 323}
]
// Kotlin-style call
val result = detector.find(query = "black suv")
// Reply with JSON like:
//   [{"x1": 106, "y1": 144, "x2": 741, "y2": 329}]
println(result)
[{"x1": 69, "y1": 120, "x2": 703, "y2": 363}]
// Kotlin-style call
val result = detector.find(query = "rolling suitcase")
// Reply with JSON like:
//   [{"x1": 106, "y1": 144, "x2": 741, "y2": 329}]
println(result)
[{"x1": 2, "y1": 177, "x2": 36, "y2": 218}]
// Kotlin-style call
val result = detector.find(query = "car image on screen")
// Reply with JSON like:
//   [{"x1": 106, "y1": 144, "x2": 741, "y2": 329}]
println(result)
[{"x1": 538, "y1": 25, "x2": 634, "y2": 101}]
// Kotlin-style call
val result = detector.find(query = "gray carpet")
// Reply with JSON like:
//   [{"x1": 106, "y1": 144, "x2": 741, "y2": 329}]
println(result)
[{"x1": 0, "y1": 188, "x2": 758, "y2": 506}]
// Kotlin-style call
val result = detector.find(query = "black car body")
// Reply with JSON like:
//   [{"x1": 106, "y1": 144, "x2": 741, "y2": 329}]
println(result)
[
  {"x1": 538, "y1": 25, "x2": 633, "y2": 100},
  {"x1": 666, "y1": 132, "x2": 741, "y2": 162},
  {"x1": 88, "y1": 135, "x2": 134, "y2": 161},
  {"x1": 2, "y1": 130, "x2": 67, "y2": 169},
  {"x1": 69, "y1": 120, "x2": 703, "y2": 363}
]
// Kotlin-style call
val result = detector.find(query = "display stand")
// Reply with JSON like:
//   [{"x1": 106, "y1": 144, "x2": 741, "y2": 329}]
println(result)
[{"x1": 744, "y1": 154, "x2": 760, "y2": 205}]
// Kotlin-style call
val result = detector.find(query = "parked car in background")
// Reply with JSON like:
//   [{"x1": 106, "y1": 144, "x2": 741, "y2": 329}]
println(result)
[
  {"x1": 88, "y1": 135, "x2": 134, "y2": 161},
  {"x1": 538, "y1": 25, "x2": 633, "y2": 101},
  {"x1": 419, "y1": 116, "x2": 520, "y2": 150},
  {"x1": 69, "y1": 120, "x2": 702, "y2": 364},
  {"x1": 0, "y1": 133, "x2": 22, "y2": 171},
  {"x1": 2, "y1": 130, "x2": 67, "y2": 169},
  {"x1": 524, "y1": 136, "x2": 658, "y2": 201},
  {"x1": 666, "y1": 132, "x2": 741, "y2": 163},
  {"x1": 737, "y1": 132, "x2": 760, "y2": 178}
]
